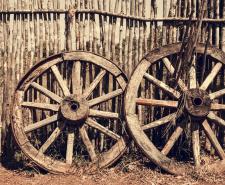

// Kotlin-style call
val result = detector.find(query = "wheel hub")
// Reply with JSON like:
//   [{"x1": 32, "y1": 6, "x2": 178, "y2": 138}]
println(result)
[
  {"x1": 185, "y1": 89, "x2": 211, "y2": 118},
  {"x1": 59, "y1": 94, "x2": 89, "y2": 124}
]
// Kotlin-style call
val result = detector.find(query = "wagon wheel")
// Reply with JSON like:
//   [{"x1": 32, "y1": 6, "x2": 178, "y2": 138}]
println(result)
[
  {"x1": 125, "y1": 43, "x2": 225, "y2": 175},
  {"x1": 12, "y1": 51, "x2": 127, "y2": 174}
]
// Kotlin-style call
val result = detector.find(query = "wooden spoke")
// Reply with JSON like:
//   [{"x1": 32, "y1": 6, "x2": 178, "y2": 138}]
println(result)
[
  {"x1": 144, "y1": 73, "x2": 180, "y2": 99},
  {"x1": 51, "y1": 65, "x2": 70, "y2": 96},
  {"x1": 66, "y1": 128, "x2": 75, "y2": 165},
  {"x1": 83, "y1": 70, "x2": 106, "y2": 98},
  {"x1": 211, "y1": 103, "x2": 225, "y2": 110},
  {"x1": 142, "y1": 113, "x2": 176, "y2": 130},
  {"x1": 136, "y1": 98, "x2": 178, "y2": 108},
  {"x1": 39, "y1": 125, "x2": 64, "y2": 154},
  {"x1": 89, "y1": 109, "x2": 119, "y2": 119},
  {"x1": 161, "y1": 126, "x2": 183, "y2": 155},
  {"x1": 209, "y1": 89, "x2": 225, "y2": 100},
  {"x1": 192, "y1": 123, "x2": 200, "y2": 167},
  {"x1": 68, "y1": 62, "x2": 81, "y2": 166},
  {"x1": 202, "y1": 120, "x2": 225, "y2": 160},
  {"x1": 79, "y1": 125, "x2": 97, "y2": 161},
  {"x1": 200, "y1": 63, "x2": 222, "y2": 91},
  {"x1": 88, "y1": 89, "x2": 123, "y2": 107},
  {"x1": 162, "y1": 57, "x2": 187, "y2": 91},
  {"x1": 85, "y1": 118, "x2": 120, "y2": 140},
  {"x1": 22, "y1": 102, "x2": 59, "y2": 112},
  {"x1": 31, "y1": 82, "x2": 62, "y2": 103},
  {"x1": 207, "y1": 111, "x2": 225, "y2": 127},
  {"x1": 24, "y1": 114, "x2": 58, "y2": 133},
  {"x1": 189, "y1": 55, "x2": 197, "y2": 89},
  {"x1": 72, "y1": 61, "x2": 82, "y2": 94}
]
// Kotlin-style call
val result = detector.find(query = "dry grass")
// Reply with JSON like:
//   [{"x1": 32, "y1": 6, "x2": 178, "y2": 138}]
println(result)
[{"x1": 1, "y1": 157, "x2": 225, "y2": 185}]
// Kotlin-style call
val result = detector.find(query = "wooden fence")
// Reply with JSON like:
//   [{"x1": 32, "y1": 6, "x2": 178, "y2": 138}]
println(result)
[{"x1": 0, "y1": 0, "x2": 225, "y2": 160}]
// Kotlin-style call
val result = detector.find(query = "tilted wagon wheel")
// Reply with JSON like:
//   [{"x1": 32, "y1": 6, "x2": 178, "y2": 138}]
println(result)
[
  {"x1": 12, "y1": 51, "x2": 127, "y2": 174},
  {"x1": 125, "y1": 43, "x2": 225, "y2": 175}
]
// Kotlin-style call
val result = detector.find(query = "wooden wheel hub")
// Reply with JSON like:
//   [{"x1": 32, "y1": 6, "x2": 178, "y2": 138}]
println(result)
[
  {"x1": 60, "y1": 95, "x2": 89, "y2": 124},
  {"x1": 185, "y1": 89, "x2": 211, "y2": 118}
]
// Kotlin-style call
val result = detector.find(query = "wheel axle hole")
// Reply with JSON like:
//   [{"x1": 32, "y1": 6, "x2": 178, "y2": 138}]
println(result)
[
  {"x1": 193, "y1": 97, "x2": 203, "y2": 106},
  {"x1": 70, "y1": 101, "x2": 79, "y2": 112}
]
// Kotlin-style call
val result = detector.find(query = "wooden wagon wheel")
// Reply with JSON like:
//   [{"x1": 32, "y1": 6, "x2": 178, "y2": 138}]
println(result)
[
  {"x1": 125, "y1": 43, "x2": 225, "y2": 175},
  {"x1": 12, "y1": 51, "x2": 127, "y2": 174}
]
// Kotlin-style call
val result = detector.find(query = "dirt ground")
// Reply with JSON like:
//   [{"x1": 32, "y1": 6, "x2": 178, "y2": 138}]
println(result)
[{"x1": 0, "y1": 162, "x2": 225, "y2": 185}]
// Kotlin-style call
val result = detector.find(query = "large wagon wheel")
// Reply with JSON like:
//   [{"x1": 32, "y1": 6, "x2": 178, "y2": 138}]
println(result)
[
  {"x1": 12, "y1": 51, "x2": 127, "y2": 174},
  {"x1": 125, "y1": 43, "x2": 225, "y2": 175}
]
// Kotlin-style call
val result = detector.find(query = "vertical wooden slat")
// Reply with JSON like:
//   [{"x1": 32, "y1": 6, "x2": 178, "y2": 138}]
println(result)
[
  {"x1": 11, "y1": 13, "x2": 16, "y2": 97},
  {"x1": 200, "y1": 1, "x2": 205, "y2": 43},
  {"x1": 97, "y1": 0, "x2": 105, "y2": 151},
  {"x1": 71, "y1": 5, "x2": 76, "y2": 51},
  {"x1": 83, "y1": 0, "x2": 88, "y2": 51},
  {"x1": 149, "y1": 1, "x2": 154, "y2": 50},
  {"x1": 49, "y1": 1, "x2": 54, "y2": 54},
  {"x1": 59, "y1": 0, "x2": 65, "y2": 51},
  {"x1": 168, "y1": 1, "x2": 172, "y2": 44},
  {"x1": 0, "y1": 3, "x2": 4, "y2": 153},
  {"x1": 38, "y1": 13, "x2": 43, "y2": 60},
  {"x1": 154, "y1": 1, "x2": 158, "y2": 48},
  {"x1": 110, "y1": 0, "x2": 120, "y2": 141},
  {"x1": 2, "y1": 13, "x2": 7, "y2": 141},
  {"x1": 182, "y1": 0, "x2": 187, "y2": 41},
  {"x1": 119, "y1": 0, "x2": 125, "y2": 67},
  {"x1": 222, "y1": 0, "x2": 225, "y2": 51},
  {"x1": 8, "y1": 4, "x2": 13, "y2": 126},
  {"x1": 203, "y1": 0, "x2": 212, "y2": 152},
  {"x1": 3, "y1": 0, "x2": 6, "y2": 10},
  {"x1": 138, "y1": 0, "x2": 144, "y2": 125},
  {"x1": 138, "y1": 2, "x2": 143, "y2": 64},
  {"x1": 128, "y1": 1, "x2": 134, "y2": 77},
  {"x1": 172, "y1": 0, "x2": 177, "y2": 43},
  {"x1": 115, "y1": 0, "x2": 122, "y2": 62},
  {"x1": 0, "y1": 13, "x2": 4, "y2": 125},
  {"x1": 144, "y1": 0, "x2": 151, "y2": 52},
  {"x1": 215, "y1": 0, "x2": 219, "y2": 48},
  {"x1": 107, "y1": 1, "x2": 113, "y2": 59},
  {"x1": 26, "y1": 11, "x2": 31, "y2": 68},
  {"x1": 209, "y1": 0, "x2": 213, "y2": 45},
  {"x1": 0, "y1": 12, "x2": 5, "y2": 146},
  {"x1": 111, "y1": 0, "x2": 118, "y2": 61},
  {"x1": 162, "y1": 0, "x2": 167, "y2": 46},
  {"x1": 75, "y1": 0, "x2": 80, "y2": 50},
  {"x1": 134, "y1": 2, "x2": 139, "y2": 66},
  {"x1": 79, "y1": 0, "x2": 84, "y2": 50},
  {"x1": 88, "y1": 0, "x2": 93, "y2": 52},
  {"x1": 29, "y1": 13, "x2": 34, "y2": 67},
  {"x1": 94, "y1": 0, "x2": 100, "y2": 54},
  {"x1": 98, "y1": 0, "x2": 103, "y2": 55},
  {"x1": 121, "y1": 0, "x2": 125, "y2": 69},
  {"x1": 139, "y1": 1, "x2": 143, "y2": 55},
  {"x1": 192, "y1": 0, "x2": 196, "y2": 18},
  {"x1": 123, "y1": 0, "x2": 129, "y2": 75},
  {"x1": 45, "y1": 13, "x2": 50, "y2": 57},
  {"x1": 176, "y1": 0, "x2": 181, "y2": 42}
]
